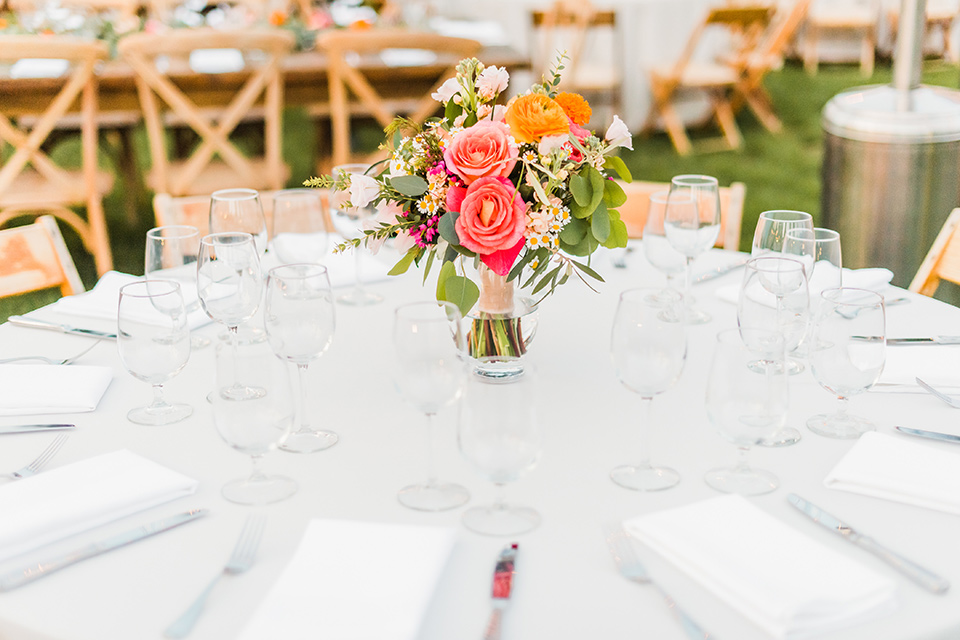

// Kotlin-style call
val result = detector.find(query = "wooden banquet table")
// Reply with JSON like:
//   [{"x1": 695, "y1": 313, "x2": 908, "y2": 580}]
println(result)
[{"x1": 2, "y1": 245, "x2": 960, "y2": 640}]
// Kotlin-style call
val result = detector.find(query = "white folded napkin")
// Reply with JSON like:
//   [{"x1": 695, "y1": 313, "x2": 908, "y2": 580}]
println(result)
[
  {"x1": 265, "y1": 246, "x2": 391, "y2": 289},
  {"x1": 0, "y1": 365, "x2": 112, "y2": 416},
  {"x1": 716, "y1": 267, "x2": 893, "y2": 306},
  {"x1": 825, "y1": 431, "x2": 960, "y2": 514},
  {"x1": 238, "y1": 519, "x2": 456, "y2": 640},
  {"x1": 871, "y1": 345, "x2": 960, "y2": 393},
  {"x1": 0, "y1": 449, "x2": 197, "y2": 562},
  {"x1": 624, "y1": 495, "x2": 897, "y2": 639}
]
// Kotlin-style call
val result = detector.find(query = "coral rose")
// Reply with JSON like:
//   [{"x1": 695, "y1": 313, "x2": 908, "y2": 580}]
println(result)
[
  {"x1": 444, "y1": 120, "x2": 518, "y2": 185},
  {"x1": 504, "y1": 94, "x2": 570, "y2": 144},
  {"x1": 454, "y1": 177, "x2": 526, "y2": 264}
]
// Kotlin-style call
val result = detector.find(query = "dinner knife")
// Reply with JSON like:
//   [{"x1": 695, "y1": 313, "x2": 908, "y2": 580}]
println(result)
[
  {"x1": 0, "y1": 508, "x2": 208, "y2": 591},
  {"x1": 894, "y1": 425, "x2": 960, "y2": 444},
  {"x1": 693, "y1": 258, "x2": 748, "y2": 284},
  {"x1": 7, "y1": 316, "x2": 116, "y2": 340},
  {"x1": 0, "y1": 424, "x2": 76, "y2": 435},
  {"x1": 787, "y1": 494, "x2": 950, "y2": 594},
  {"x1": 850, "y1": 335, "x2": 960, "y2": 345},
  {"x1": 483, "y1": 542, "x2": 518, "y2": 640}
]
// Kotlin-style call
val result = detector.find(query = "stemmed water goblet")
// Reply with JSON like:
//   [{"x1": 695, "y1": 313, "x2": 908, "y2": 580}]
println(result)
[
  {"x1": 459, "y1": 364, "x2": 541, "y2": 536},
  {"x1": 211, "y1": 338, "x2": 297, "y2": 504},
  {"x1": 663, "y1": 175, "x2": 721, "y2": 324},
  {"x1": 782, "y1": 227, "x2": 842, "y2": 355},
  {"x1": 209, "y1": 188, "x2": 268, "y2": 256},
  {"x1": 394, "y1": 301, "x2": 469, "y2": 511},
  {"x1": 705, "y1": 329, "x2": 788, "y2": 495},
  {"x1": 752, "y1": 210, "x2": 813, "y2": 256},
  {"x1": 331, "y1": 163, "x2": 384, "y2": 306},
  {"x1": 610, "y1": 288, "x2": 687, "y2": 491},
  {"x1": 117, "y1": 280, "x2": 192, "y2": 425},
  {"x1": 145, "y1": 225, "x2": 210, "y2": 349},
  {"x1": 807, "y1": 288, "x2": 885, "y2": 439},
  {"x1": 270, "y1": 189, "x2": 331, "y2": 265},
  {"x1": 264, "y1": 264, "x2": 338, "y2": 453},
  {"x1": 643, "y1": 190, "x2": 686, "y2": 304}
]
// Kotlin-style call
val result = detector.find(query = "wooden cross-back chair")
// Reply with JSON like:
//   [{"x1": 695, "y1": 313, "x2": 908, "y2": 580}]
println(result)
[
  {"x1": 642, "y1": 5, "x2": 775, "y2": 156},
  {"x1": 0, "y1": 215, "x2": 84, "y2": 298},
  {"x1": 910, "y1": 208, "x2": 960, "y2": 297},
  {"x1": 118, "y1": 28, "x2": 295, "y2": 197},
  {"x1": 0, "y1": 35, "x2": 113, "y2": 274},
  {"x1": 888, "y1": 1, "x2": 959, "y2": 63},
  {"x1": 802, "y1": 0, "x2": 878, "y2": 76},
  {"x1": 316, "y1": 29, "x2": 483, "y2": 168},
  {"x1": 616, "y1": 180, "x2": 746, "y2": 251},
  {"x1": 529, "y1": 1, "x2": 621, "y2": 126}
]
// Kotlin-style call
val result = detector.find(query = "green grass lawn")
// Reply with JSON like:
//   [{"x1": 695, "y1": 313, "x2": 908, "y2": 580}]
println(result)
[{"x1": 3, "y1": 58, "x2": 958, "y2": 321}]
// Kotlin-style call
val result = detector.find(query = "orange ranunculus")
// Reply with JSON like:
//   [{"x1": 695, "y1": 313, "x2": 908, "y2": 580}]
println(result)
[
  {"x1": 554, "y1": 92, "x2": 592, "y2": 127},
  {"x1": 269, "y1": 10, "x2": 287, "y2": 25},
  {"x1": 504, "y1": 94, "x2": 570, "y2": 144}
]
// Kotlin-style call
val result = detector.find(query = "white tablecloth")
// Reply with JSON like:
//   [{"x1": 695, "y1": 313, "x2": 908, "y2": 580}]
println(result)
[{"x1": 1, "y1": 245, "x2": 960, "y2": 640}]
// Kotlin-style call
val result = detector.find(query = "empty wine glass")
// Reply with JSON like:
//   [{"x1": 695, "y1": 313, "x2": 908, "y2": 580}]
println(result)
[
  {"x1": 331, "y1": 163, "x2": 384, "y2": 306},
  {"x1": 394, "y1": 301, "x2": 469, "y2": 511},
  {"x1": 198, "y1": 232, "x2": 263, "y2": 400},
  {"x1": 643, "y1": 190, "x2": 686, "y2": 304},
  {"x1": 459, "y1": 365, "x2": 541, "y2": 536},
  {"x1": 209, "y1": 188, "x2": 268, "y2": 256},
  {"x1": 783, "y1": 227, "x2": 842, "y2": 355},
  {"x1": 117, "y1": 280, "x2": 192, "y2": 425},
  {"x1": 705, "y1": 329, "x2": 788, "y2": 496},
  {"x1": 808, "y1": 288, "x2": 885, "y2": 439},
  {"x1": 264, "y1": 264, "x2": 338, "y2": 453},
  {"x1": 752, "y1": 210, "x2": 813, "y2": 256},
  {"x1": 145, "y1": 225, "x2": 210, "y2": 349},
  {"x1": 610, "y1": 288, "x2": 687, "y2": 491},
  {"x1": 663, "y1": 175, "x2": 721, "y2": 324},
  {"x1": 271, "y1": 189, "x2": 331, "y2": 265},
  {"x1": 211, "y1": 338, "x2": 297, "y2": 504}
]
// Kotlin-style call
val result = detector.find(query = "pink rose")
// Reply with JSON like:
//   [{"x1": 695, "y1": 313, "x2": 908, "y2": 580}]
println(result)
[
  {"x1": 443, "y1": 120, "x2": 518, "y2": 186},
  {"x1": 455, "y1": 176, "x2": 526, "y2": 265}
]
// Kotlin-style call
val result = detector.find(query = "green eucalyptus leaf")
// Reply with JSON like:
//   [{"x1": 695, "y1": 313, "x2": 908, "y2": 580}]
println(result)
[
  {"x1": 603, "y1": 156, "x2": 632, "y2": 182},
  {"x1": 438, "y1": 211, "x2": 461, "y2": 246},
  {"x1": 532, "y1": 266, "x2": 562, "y2": 295},
  {"x1": 571, "y1": 258, "x2": 604, "y2": 282},
  {"x1": 442, "y1": 275, "x2": 480, "y2": 318},
  {"x1": 507, "y1": 250, "x2": 535, "y2": 282},
  {"x1": 422, "y1": 249, "x2": 437, "y2": 283},
  {"x1": 559, "y1": 217, "x2": 587, "y2": 244},
  {"x1": 389, "y1": 175, "x2": 429, "y2": 197},
  {"x1": 586, "y1": 165, "x2": 605, "y2": 212},
  {"x1": 603, "y1": 179, "x2": 627, "y2": 208},
  {"x1": 388, "y1": 248, "x2": 418, "y2": 276},
  {"x1": 445, "y1": 100, "x2": 463, "y2": 122},
  {"x1": 436, "y1": 260, "x2": 456, "y2": 300},
  {"x1": 602, "y1": 210, "x2": 629, "y2": 249},
  {"x1": 569, "y1": 172, "x2": 592, "y2": 207},
  {"x1": 591, "y1": 203, "x2": 611, "y2": 242}
]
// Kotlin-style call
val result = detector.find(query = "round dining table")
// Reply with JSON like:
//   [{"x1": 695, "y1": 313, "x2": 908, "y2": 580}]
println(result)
[{"x1": 1, "y1": 244, "x2": 959, "y2": 640}]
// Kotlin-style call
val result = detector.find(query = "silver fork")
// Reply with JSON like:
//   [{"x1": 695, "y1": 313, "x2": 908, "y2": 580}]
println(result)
[
  {"x1": 603, "y1": 524, "x2": 714, "y2": 640},
  {"x1": 164, "y1": 515, "x2": 266, "y2": 639},
  {"x1": 5, "y1": 434, "x2": 69, "y2": 480},
  {"x1": 916, "y1": 377, "x2": 960, "y2": 408},
  {"x1": 0, "y1": 342, "x2": 98, "y2": 366}
]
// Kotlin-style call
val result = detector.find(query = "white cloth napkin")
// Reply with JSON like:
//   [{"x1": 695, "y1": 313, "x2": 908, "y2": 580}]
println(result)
[
  {"x1": 238, "y1": 519, "x2": 456, "y2": 640},
  {"x1": 624, "y1": 495, "x2": 897, "y2": 639},
  {"x1": 0, "y1": 449, "x2": 197, "y2": 562},
  {"x1": 265, "y1": 247, "x2": 391, "y2": 289},
  {"x1": 0, "y1": 365, "x2": 112, "y2": 416},
  {"x1": 825, "y1": 431, "x2": 960, "y2": 514},
  {"x1": 716, "y1": 267, "x2": 893, "y2": 306},
  {"x1": 872, "y1": 345, "x2": 960, "y2": 393}
]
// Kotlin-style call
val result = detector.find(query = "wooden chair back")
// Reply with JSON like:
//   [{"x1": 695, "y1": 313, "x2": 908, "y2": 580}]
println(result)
[
  {"x1": 316, "y1": 29, "x2": 483, "y2": 167},
  {"x1": 118, "y1": 28, "x2": 295, "y2": 197},
  {"x1": 909, "y1": 208, "x2": 960, "y2": 296},
  {"x1": 672, "y1": 5, "x2": 775, "y2": 78},
  {"x1": 0, "y1": 215, "x2": 84, "y2": 298},
  {"x1": 617, "y1": 180, "x2": 746, "y2": 250},
  {"x1": 529, "y1": 1, "x2": 617, "y2": 80},
  {"x1": 0, "y1": 35, "x2": 113, "y2": 274}
]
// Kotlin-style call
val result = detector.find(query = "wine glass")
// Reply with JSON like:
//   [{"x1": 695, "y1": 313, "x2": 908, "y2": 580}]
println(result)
[
  {"x1": 643, "y1": 190, "x2": 686, "y2": 304},
  {"x1": 145, "y1": 225, "x2": 210, "y2": 349},
  {"x1": 197, "y1": 232, "x2": 264, "y2": 400},
  {"x1": 807, "y1": 288, "x2": 885, "y2": 439},
  {"x1": 705, "y1": 329, "x2": 788, "y2": 496},
  {"x1": 264, "y1": 264, "x2": 338, "y2": 453},
  {"x1": 663, "y1": 175, "x2": 721, "y2": 324},
  {"x1": 270, "y1": 189, "x2": 331, "y2": 265},
  {"x1": 752, "y1": 210, "x2": 813, "y2": 256},
  {"x1": 117, "y1": 280, "x2": 192, "y2": 425},
  {"x1": 211, "y1": 338, "x2": 297, "y2": 504},
  {"x1": 331, "y1": 163, "x2": 384, "y2": 306},
  {"x1": 209, "y1": 188, "x2": 268, "y2": 256},
  {"x1": 394, "y1": 301, "x2": 469, "y2": 511},
  {"x1": 610, "y1": 288, "x2": 687, "y2": 491},
  {"x1": 782, "y1": 227, "x2": 842, "y2": 355},
  {"x1": 459, "y1": 364, "x2": 541, "y2": 536}
]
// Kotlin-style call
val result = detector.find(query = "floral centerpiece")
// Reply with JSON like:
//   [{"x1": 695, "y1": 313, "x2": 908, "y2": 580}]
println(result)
[{"x1": 307, "y1": 55, "x2": 633, "y2": 363}]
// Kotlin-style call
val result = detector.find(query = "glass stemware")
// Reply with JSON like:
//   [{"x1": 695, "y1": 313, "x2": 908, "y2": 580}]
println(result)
[
  {"x1": 643, "y1": 190, "x2": 686, "y2": 304},
  {"x1": 331, "y1": 163, "x2": 384, "y2": 306},
  {"x1": 663, "y1": 175, "x2": 721, "y2": 324},
  {"x1": 752, "y1": 209, "x2": 813, "y2": 256},
  {"x1": 782, "y1": 227, "x2": 842, "y2": 355},
  {"x1": 145, "y1": 224, "x2": 210, "y2": 349},
  {"x1": 211, "y1": 338, "x2": 297, "y2": 505},
  {"x1": 264, "y1": 264, "x2": 338, "y2": 453},
  {"x1": 705, "y1": 329, "x2": 788, "y2": 496},
  {"x1": 807, "y1": 288, "x2": 885, "y2": 439},
  {"x1": 117, "y1": 280, "x2": 192, "y2": 425},
  {"x1": 197, "y1": 232, "x2": 264, "y2": 400},
  {"x1": 394, "y1": 301, "x2": 469, "y2": 511},
  {"x1": 209, "y1": 188, "x2": 268, "y2": 256},
  {"x1": 270, "y1": 189, "x2": 331, "y2": 265},
  {"x1": 610, "y1": 288, "x2": 687, "y2": 491},
  {"x1": 459, "y1": 364, "x2": 542, "y2": 536}
]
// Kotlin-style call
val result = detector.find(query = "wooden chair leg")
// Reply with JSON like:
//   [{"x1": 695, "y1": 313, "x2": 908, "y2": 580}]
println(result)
[
  {"x1": 713, "y1": 94, "x2": 742, "y2": 150},
  {"x1": 741, "y1": 85, "x2": 782, "y2": 133},
  {"x1": 659, "y1": 100, "x2": 693, "y2": 156},
  {"x1": 861, "y1": 28, "x2": 875, "y2": 76},
  {"x1": 804, "y1": 26, "x2": 819, "y2": 75}
]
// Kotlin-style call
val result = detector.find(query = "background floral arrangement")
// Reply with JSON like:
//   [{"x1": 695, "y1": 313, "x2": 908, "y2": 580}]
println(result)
[{"x1": 308, "y1": 55, "x2": 634, "y2": 317}]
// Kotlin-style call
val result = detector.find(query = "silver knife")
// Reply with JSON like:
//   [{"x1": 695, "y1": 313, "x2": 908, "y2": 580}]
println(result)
[
  {"x1": 0, "y1": 424, "x2": 76, "y2": 435},
  {"x1": 483, "y1": 542, "x2": 518, "y2": 640},
  {"x1": 693, "y1": 259, "x2": 748, "y2": 284},
  {"x1": 851, "y1": 335, "x2": 960, "y2": 345},
  {"x1": 787, "y1": 494, "x2": 949, "y2": 594},
  {"x1": 895, "y1": 425, "x2": 960, "y2": 444},
  {"x1": 0, "y1": 508, "x2": 208, "y2": 591},
  {"x1": 7, "y1": 316, "x2": 116, "y2": 340}
]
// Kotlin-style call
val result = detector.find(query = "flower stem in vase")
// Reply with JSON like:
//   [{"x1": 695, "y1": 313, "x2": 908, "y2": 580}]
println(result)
[{"x1": 467, "y1": 266, "x2": 537, "y2": 377}]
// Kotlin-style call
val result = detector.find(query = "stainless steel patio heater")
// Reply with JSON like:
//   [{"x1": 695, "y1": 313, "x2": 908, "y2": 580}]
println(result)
[{"x1": 820, "y1": 0, "x2": 960, "y2": 288}]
